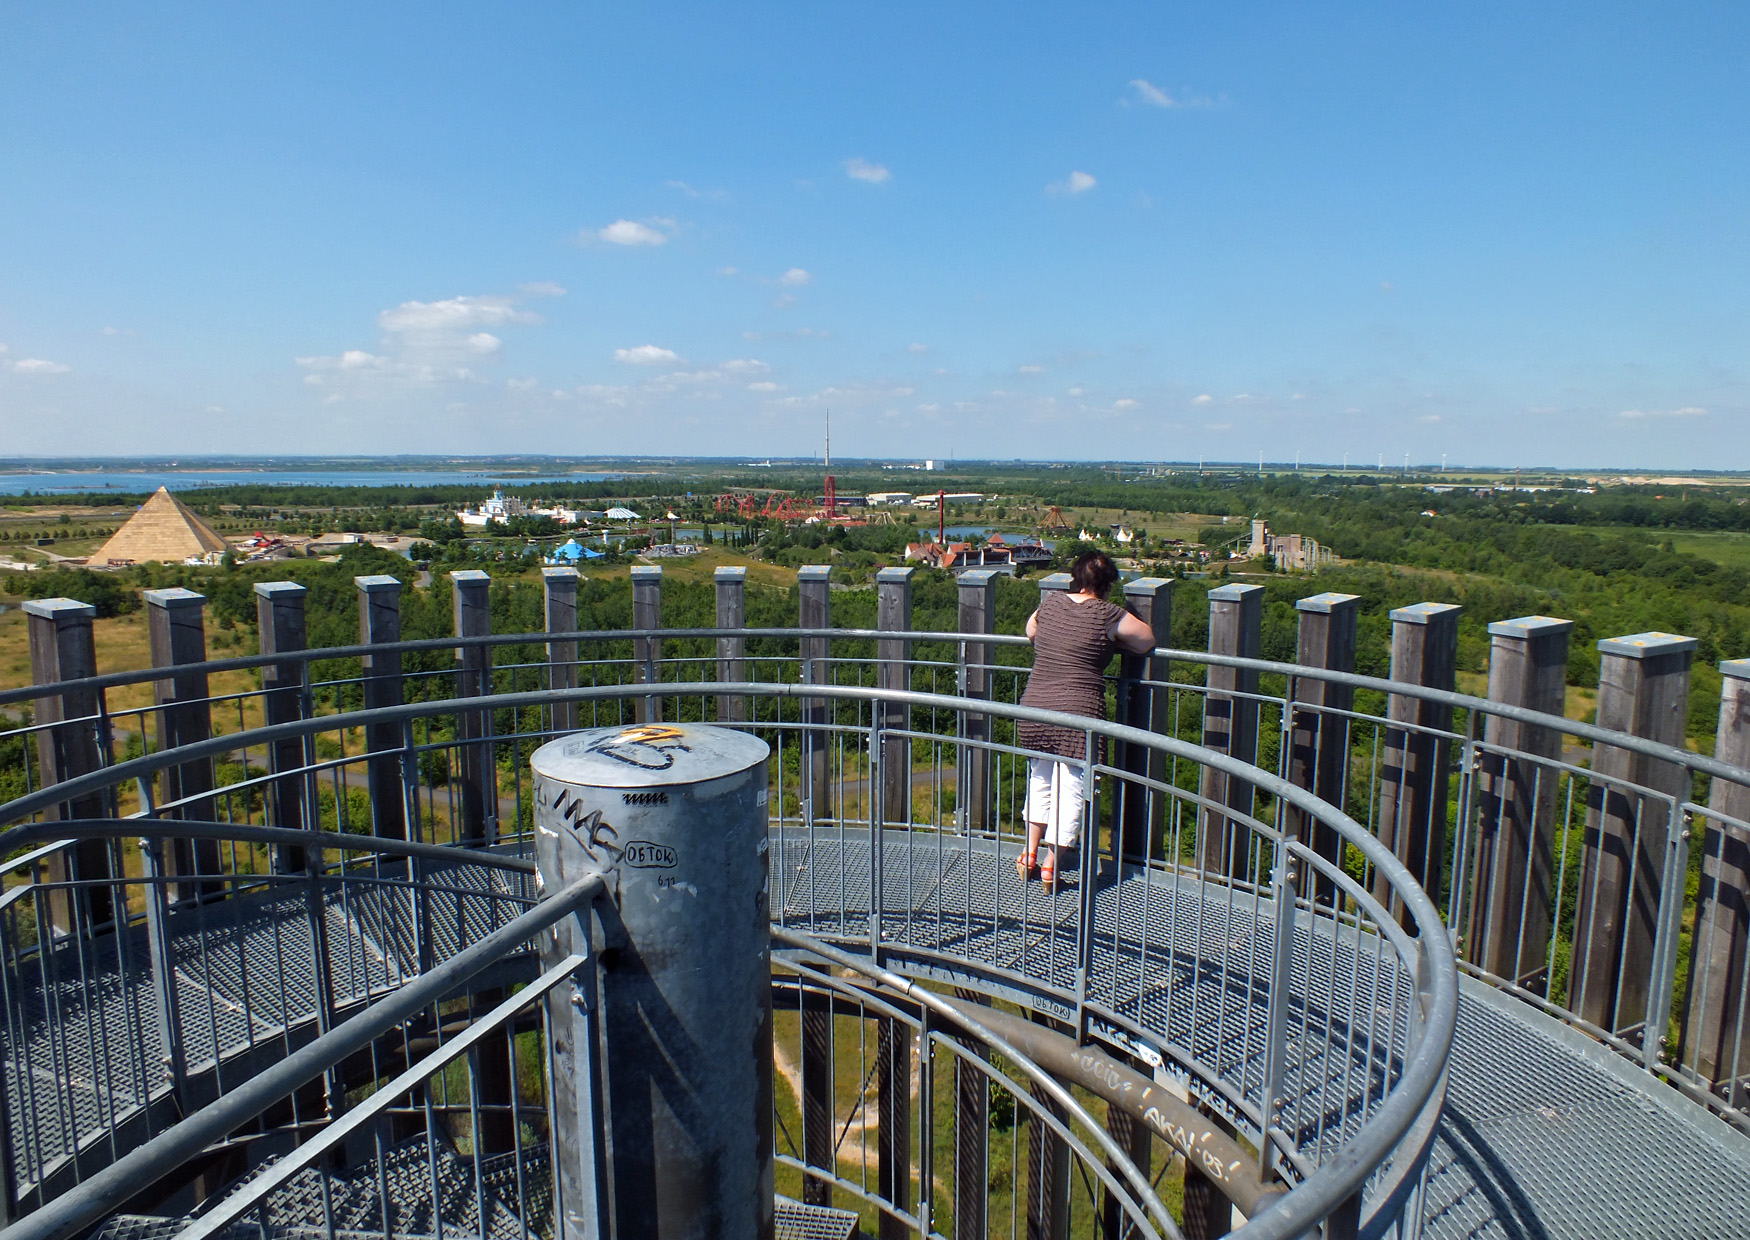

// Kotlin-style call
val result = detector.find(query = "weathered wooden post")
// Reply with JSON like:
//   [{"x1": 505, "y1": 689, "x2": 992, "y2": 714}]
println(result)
[
  {"x1": 451, "y1": 570, "x2": 495, "y2": 846},
  {"x1": 873, "y1": 567, "x2": 915, "y2": 1238},
  {"x1": 798, "y1": 566, "x2": 833, "y2": 824},
  {"x1": 876, "y1": 1017, "x2": 911, "y2": 1240},
  {"x1": 877, "y1": 567, "x2": 914, "y2": 826},
  {"x1": 1115, "y1": 577, "x2": 1172, "y2": 863},
  {"x1": 1572, "y1": 632, "x2": 1694, "y2": 1041},
  {"x1": 1467, "y1": 616, "x2": 1572, "y2": 990},
  {"x1": 1197, "y1": 583, "x2": 1263, "y2": 879},
  {"x1": 542, "y1": 566, "x2": 580, "y2": 735},
  {"x1": 952, "y1": 991, "x2": 990, "y2": 1239},
  {"x1": 356, "y1": 575, "x2": 405, "y2": 838},
  {"x1": 1026, "y1": 1057, "x2": 1071, "y2": 1240},
  {"x1": 145, "y1": 588, "x2": 221, "y2": 901},
  {"x1": 255, "y1": 581, "x2": 309, "y2": 872},
  {"x1": 1288, "y1": 592, "x2": 1360, "y2": 906},
  {"x1": 631, "y1": 565, "x2": 663, "y2": 724},
  {"x1": 957, "y1": 568, "x2": 1000, "y2": 835},
  {"x1": 1691, "y1": 658, "x2": 1750, "y2": 1109},
  {"x1": 1374, "y1": 602, "x2": 1461, "y2": 919},
  {"x1": 26, "y1": 597, "x2": 114, "y2": 929},
  {"x1": 715, "y1": 565, "x2": 747, "y2": 724},
  {"x1": 1102, "y1": 1087, "x2": 1152, "y2": 1240}
]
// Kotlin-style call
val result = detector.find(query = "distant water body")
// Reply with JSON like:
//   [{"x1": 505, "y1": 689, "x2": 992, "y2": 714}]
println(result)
[{"x1": 0, "y1": 470, "x2": 624, "y2": 496}]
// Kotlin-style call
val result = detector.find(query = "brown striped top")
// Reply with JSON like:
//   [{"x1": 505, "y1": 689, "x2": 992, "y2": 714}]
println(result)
[{"x1": 1017, "y1": 590, "x2": 1124, "y2": 763}]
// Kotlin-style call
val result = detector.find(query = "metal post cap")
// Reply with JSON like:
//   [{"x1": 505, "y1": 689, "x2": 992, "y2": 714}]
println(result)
[{"x1": 531, "y1": 722, "x2": 770, "y2": 789}]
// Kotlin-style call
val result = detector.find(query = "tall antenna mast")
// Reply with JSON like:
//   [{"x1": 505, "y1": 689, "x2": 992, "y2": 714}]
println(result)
[{"x1": 824, "y1": 408, "x2": 831, "y2": 471}]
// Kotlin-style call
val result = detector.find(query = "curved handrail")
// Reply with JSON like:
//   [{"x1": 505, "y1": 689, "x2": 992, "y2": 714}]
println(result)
[
  {"x1": 0, "y1": 871, "x2": 606, "y2": 1240},
  {"x1": 1, "y1": 678, "x2": 1458, "y2": 1239}
]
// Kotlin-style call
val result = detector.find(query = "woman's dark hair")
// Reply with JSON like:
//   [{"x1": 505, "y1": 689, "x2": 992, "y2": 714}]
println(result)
[{"x1": 1070, "y1": 550, "x2": 1120, "y2": 599}]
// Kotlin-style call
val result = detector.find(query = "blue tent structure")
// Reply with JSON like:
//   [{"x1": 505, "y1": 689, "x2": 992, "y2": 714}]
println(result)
[{"x1": 548, "y1": 538, "x2": 604, "y2": 564}]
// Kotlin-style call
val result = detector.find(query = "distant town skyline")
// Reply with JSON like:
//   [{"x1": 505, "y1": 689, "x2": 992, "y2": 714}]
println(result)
[{"x1": 2, "y1": 4, "x2": 1746, "y2": 468}]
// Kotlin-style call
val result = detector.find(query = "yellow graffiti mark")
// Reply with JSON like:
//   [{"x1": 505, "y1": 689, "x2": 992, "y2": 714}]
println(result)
[{"x1": 617, "y1": 724, "x2": 685, "y2": 744}]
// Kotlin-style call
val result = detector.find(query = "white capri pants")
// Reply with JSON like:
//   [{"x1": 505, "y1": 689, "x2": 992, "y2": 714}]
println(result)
[{"x1": 1026, "y1": 758, "x2": 1090, "y2": 849}]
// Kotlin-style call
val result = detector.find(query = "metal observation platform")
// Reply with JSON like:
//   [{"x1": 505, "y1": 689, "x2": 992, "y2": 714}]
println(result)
[{"x1": 0, "y1": 567, "x2": 1747, "y2": 1240}]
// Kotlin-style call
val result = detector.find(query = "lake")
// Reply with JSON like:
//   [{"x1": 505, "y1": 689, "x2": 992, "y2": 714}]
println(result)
[{"x1": 0, "y1": 470, "x2": 625, "y2": 496}]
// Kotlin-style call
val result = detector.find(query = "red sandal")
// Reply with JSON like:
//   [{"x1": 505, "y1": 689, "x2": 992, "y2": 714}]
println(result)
[
  {"x1": 1016, "y1": 848, "x2": 1037, "y2": 879},
  {"x1": 1039, "y1": 853, "x2": 1057, "y2": 888}
]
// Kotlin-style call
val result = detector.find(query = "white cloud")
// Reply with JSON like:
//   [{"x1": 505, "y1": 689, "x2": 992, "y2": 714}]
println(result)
[
  {"x1": 717, "y1": 266, "x2": 739, "y2": 277},
  {"x1": 615, "y1": 345, "x2": 680, "y2": 366},
  {"x1": 100, "y1": 325, "x2": 136, "y2": 337},
  {"x1": 10, "y1": 358, "x2": 71, "y2": 375},
  {"x1": 1019, "y1": 364, "x2": 1045, "y2": 374},
  {"x1": 1619, "y1": 406, "x2": 1707, "y2": 420},
  {"x1": 1192, "y1": 393, "x2": 1214, "y2": 405},
  {"x1": 844, "y1": 157, "x2": 891, "y2": 184},
  {"x1": 1127, "y1": 79, "x2": 1215, "y2": 109},
  {"x1": 597, "y1": 219, "x2": 669, "y2": 246},
  {"x1": 747, "y1": 381, "x2": 782, "y2": 392},
  {"x1": 779, "y1": 267, "x2": 812, "y2": 286},
  {"x1": 519, "y1": 281, "x2": 567, "y2": 298},
  {"x1": 296, "y1": 290, "x2": 543, "y2": 392},
  {"x1": 1068, "y1": 386, "x2": 1085, "y2": 397},
  {"x1": 722, "y1": 358, "x2": 770, "y2": 375},
  {"x1": 907, "y1": 342, "x2": 929, "y2": 354},
  {"x1": 507, "y1": 377, "x2": 539, "y2": 392},
  {"x1": 1047, "y1": 170, "x2": 1097, "y2": 196},
  {"x1": 0, "y1": 343, "x2": 7, "y2": 354},
  {"x1": 378, "y1": 295, "x2": 537, "y2": 338},
  {"x1": 1113, "y1": 398, "x2": 1138, "y2": 410}
]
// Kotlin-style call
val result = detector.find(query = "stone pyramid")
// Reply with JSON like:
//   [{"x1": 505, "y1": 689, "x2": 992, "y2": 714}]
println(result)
[{"x1": 91, "y1": 487, "x2": 229, "y2": 566}]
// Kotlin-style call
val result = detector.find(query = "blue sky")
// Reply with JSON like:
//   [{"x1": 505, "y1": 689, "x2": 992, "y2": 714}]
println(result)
[{"x1": 2, "y1": 3, "x2": 1746, "y2": 467}]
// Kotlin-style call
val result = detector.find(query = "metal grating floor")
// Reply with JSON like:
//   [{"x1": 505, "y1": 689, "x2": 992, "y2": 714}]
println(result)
[
  {"x1": 0, "y1": 858, "x2": 533, "y2": 1203},
  {"x1": 18, "y1": 831, "x2": 1750, "y2": 1240},
  {"x1": 776, "y1": 831, "x2": 1750, "y2": 1240}
]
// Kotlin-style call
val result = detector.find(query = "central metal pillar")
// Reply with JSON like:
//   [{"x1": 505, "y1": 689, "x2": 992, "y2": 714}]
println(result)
[{"x1": 533, "y1": 723, "x2": 774, "y2": 1240}]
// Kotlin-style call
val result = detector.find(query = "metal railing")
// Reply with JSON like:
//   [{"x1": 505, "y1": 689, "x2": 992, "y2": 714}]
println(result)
[
  {"x1": 7, "y1": 614, "x2": 1747, "y2": 1228},
  {"x1": 7, "y1": 620, "x2": 1736, "y2": 1123},
  {"x1": 2, "y1": 653, "x2": 1456, "y2": 1240}
]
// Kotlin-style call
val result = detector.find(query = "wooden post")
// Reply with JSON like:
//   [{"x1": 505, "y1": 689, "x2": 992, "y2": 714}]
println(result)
[
  {"x1": 1181, "y1": 1164, "x2": 1232, "y2": 1239},
  {"x1": 1468, "y1": 616, "x2": 1572, "y2": 990},
  {"x1": 1197, "y1": 583, "x2": 1263, "y2": 879},
  {"x1": 798, "y1": 566, "x2": 833, "y2": 825},
  {"x1": 876, "y1": 1016, "x2": 911, "y2": 1240},
  {"x1": 1115, "y1": 578, "x2": 1173, "y2": 863},
  {"x1": 25, "y1": 597, "x2": 114, "y2": 930},
  {"x1": 715, "y1": 566, "x2": 747, "y2": 724},
  {"x1": 1101, "y1": 1096, "x2": 1151, "y2": 1240},
  {"x1": 951, "y1": 991, "x2": 989, "y2": 1240},
  {"x1": 355, "y1": 575, "x2": 406, "y2": 839},
  {"x1": 145, "y1": 588, "x2": 221, "y2": 901},
  {"x1": 451, "y1": 570, "x2": 495, "y2": 846},
  {"x1": 800, "y1": 986, "x2": 833, "y2": 1206},
  {"x1": 877, "y1": 567, "x2": 914, "y2": 826},
  {"x1": 1025, "y1": 1072, "x2": 1070, "y2": 1240},
  {"x1": 1691, "y1": 658, "x2": 1750, "y2": 1109},
  {"x1": 1374, "y1": 602, "x2": 1461, "y2": 920},
  {"x1": 254, "y1": 581, "x2": 309, "y2": 873},
  {"x1": 957, "y1": 569, "x2": 1000, "y2": 835},
  {"x1": 1038, "y1": 572, "x2": 1073, "y2": 596},
  {"x1": 631, "y1": 566, "x2": 663, "y2": 723},
  {"x1": 543, "y1": 566, "x2": 580, "y2": 735},
  {"x1": 1288, "y1": 593, "x2": 1360, "y2": 905},
  {"x1": 1572, "y1": 632, "x2": 1695, "y2": 1037}
]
